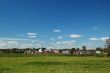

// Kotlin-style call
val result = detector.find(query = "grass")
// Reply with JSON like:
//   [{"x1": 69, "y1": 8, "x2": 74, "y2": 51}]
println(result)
[{"x1": 0, "y1": 54, "x2": 110, "y2": 73}]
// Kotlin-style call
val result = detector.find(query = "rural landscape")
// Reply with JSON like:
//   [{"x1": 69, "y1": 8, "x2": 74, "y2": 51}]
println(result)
[
  {"x1": 0, "y1": 0, "x2": 110, "y2": 73},
  {"x1": 0, "y1": 38, "x2": 110, "y2": 73}
]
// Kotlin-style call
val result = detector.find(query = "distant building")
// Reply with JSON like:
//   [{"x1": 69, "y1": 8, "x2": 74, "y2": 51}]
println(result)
[
  {"x1": 96, "y1": 51, "x2": 102, "y2": 54},
  {"x1": 62, "y1": 50, "x2": 70, "y2": 54},
  {"x1": 53, "y1": 49, "x2": 59, "y2": 54},
  {"x1": 39, "y1": 48, "x2": 43, "y2": 53}
]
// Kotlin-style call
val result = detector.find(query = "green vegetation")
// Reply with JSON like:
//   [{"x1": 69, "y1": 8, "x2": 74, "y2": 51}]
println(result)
[{"x1": 0, "y1": 54, "x2": 110, "y2": 73}]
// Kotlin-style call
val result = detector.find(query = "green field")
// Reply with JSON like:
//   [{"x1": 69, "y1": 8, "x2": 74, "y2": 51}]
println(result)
[{"x1": 0, "y1": 55, "x2": 110, "y2": 73}]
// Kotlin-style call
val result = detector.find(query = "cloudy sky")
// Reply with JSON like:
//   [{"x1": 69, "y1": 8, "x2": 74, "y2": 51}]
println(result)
[{"x1": 0, "y1": 0, "x2": 110, "y2": 49}]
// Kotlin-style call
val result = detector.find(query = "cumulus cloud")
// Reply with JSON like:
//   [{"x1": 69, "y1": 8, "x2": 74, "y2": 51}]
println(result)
[
  {"x1": 58, "y1": 36, "x2": 63, "y2": 39},
  {"x1": 69, "y1": 34, "x2": 82, "y2": 38},
  {"x1": 89, "y1": 38, "x2": 99, "y2": 41},
  {"x1": 62, "y1": 40, "x2": 76, "y2": 44},
  {"x1": 0, "y1": 41, "x2": 7, "y2": 46},
  {"x1": 48, "y1": 40, "x2": 76, "y2": 49},
  {"x1": 28, "y1": 35, "x2": 36, "y2": 38},
  {"x1": 89, "y1": 37, "x2": 109, "y2": 41},
  {"x1": 0, "y1": 39, "x2": 44, "y2": 48},
  {"x1": 53, "y1": 30, "x2": 61, "y2": 32},
  {"x1": 27, "y1": 32, "x2": 37, "y2": 38},
  {"x1": 56, "y1": 40, "x2": 76, "y2": 45},
  {"x1": 7, "y1": 41, "x2": 18, "y2": 44},
  {"x1": 27, "y1": 33, "x2": 37, "y2": 36},
  {"x1": 0, "y1": 38, "x2": 27, "y2": 41},
  {"x1": 54, "y1": 40, "x2": 76, "y2": 49},
  {"x1": 17, "y1": 42, "x2": 43, "y2": 48},
  {"x1": 19, "y1": 44, "x2": 33, "y2": 48},
  {"x1": 100, "y1": 37, "x2": 109, "y2": 41},
  {"x1": 0, "y1": 40, "x2": 19, "y2": 48}
]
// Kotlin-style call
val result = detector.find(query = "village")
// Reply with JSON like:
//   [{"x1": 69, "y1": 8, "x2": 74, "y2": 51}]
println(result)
[
  {"x1": 0, "y1": 46, "x2": 108, "y2": 55},
  {"x1": 1, "y1": 38, "x2": 110, "y2": 55}
]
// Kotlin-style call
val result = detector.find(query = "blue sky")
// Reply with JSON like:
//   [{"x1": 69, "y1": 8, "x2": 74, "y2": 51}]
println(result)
[{"x1": 0, "y1": 0, "x2": 110, "y2": 49}]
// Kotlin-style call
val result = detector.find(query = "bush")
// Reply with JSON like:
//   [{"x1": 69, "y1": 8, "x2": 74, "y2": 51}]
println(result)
[{"x1": 107, "y1": 53, "x2": 110, "y2": 56}]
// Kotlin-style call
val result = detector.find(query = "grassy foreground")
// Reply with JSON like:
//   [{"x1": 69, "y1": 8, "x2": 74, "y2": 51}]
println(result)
[{"x1": 0, "y1": 54, "x2": 110, "y2": 73}]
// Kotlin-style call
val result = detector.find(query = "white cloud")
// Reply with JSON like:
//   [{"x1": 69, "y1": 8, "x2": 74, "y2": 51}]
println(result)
[
  {"x1": 54, "y1": 40, "x2": 76, "y2": 49},
  {"x1": 89, "y1": 37, "x2": 109, "y2": 41},
  {"x1": 56, "y1": 41, "x2": 61, "y2": 44},
  {"x1": 0, "y1": 41, "x2": 7, "y2": 46},
  {"x1": 0, "y1": 39, "x2": 44, "y2": 48},
  {"x1": 27, "y1": 32, "x2": 37, "y2": 38},
  {"x1": 0, "y1": 40, "x2": 19, "y2": 48},
  {"x1": 53, "y1": 30, "x2": 61, "y2": 32},
  {"x1": 17, "y1": 42, "x2": 43, "y2": 48},
  {"x1": 0, "y1": 39, "x2": 77, "y2": 49},
  {"x1": 100, "y1": 37, "x2": 109, "y2": 41},
  {"x1": 48, "y1": 40, "x2": 76, "y2": 49},
  {"x1": 89, "y1": 38, "x2": 99, "y2": 41},
  {"x1": 7, "y1": 41, "x2": 18, "y2": 44},
  {"x1": 69, "y1": 34, "x2": 82, "y2": 38},
  {"x1": 62, "y1": 40, "x2": 76, "y2": 44},
  {"x1": 27, "y1": 33, "x2": 37, "y2": 36},
  {"x1": 58, "y1": 36, "x2": 63, "y2": 39},
  {"x1": 19, "y1": 44, "x2": 33, "y2": 48},
  {"x1": 0, "y1": 38, "x2": 27, "y2": 41},
  {"x1": 56, "y1": 40, "x2": 76, "y2": 45},
  {"x1": 28, "y1": 35, "x2": 36, "y2": 38}
]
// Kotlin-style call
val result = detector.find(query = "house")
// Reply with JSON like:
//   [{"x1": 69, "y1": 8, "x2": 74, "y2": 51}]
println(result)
[
  {"x1": 78, "y1": 50, "x2": 86, "y2": 54},
  {"x1": 86, "y1": 50, "x2": 96, "y2": 54},
  {"x1": 53, "y1": 49, "x2": 59, "y2": 54},
  {"x1": 39, "y1": 48, "x2": 43, "y2": 53},
  {"x1": 75, "y1": 50, "x2": 80, "y2": 54},
  {"x1": 62, "y1": 49, "x2": 70, "y2": 54},
  {"x1": 96, "y1": 51, "x2": 102, "y2": 54}
]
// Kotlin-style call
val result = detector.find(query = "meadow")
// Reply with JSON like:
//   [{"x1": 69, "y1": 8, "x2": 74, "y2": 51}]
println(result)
[{"x1": 0, "y1": 54, "x2": 110, "y2": 73}]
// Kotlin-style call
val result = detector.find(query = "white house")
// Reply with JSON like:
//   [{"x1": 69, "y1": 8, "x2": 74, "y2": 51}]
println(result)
[
  {"x1": 96, "y1": 51, "x2": 102, "y2": 54},
  {"x1": 62, "y1": 50, "x2": 70, "y2": 54},
  {"x1": 39, "y1": 48, "x2": 43, "y2": 53}
]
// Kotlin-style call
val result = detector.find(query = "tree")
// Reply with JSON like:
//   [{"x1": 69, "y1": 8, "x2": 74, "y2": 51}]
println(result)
[
  {"x1": 77, "y1": 48, "x2": 80, "y2": 50},
  {"x1": 42, "y1": 48, "x2": 46, "y2": 51},
  {"x1": 103, "y1": 48, "x2": 108, "y2": 53},
  {"x1": 106, "y1": 38, "x2": 110, "y2": 49},
  {"x1": 105, "y1": 38, "x2": 110, "y2": 55},
  {"x1": 82, "y1": 45, "x2": 87, "y2": 54},
  {"x1": 82, "y1": 45, "x2": 86, "y2": 51},
  {"x1": 96, "y1": 47, "x2": 102, "y2": 52},
  {"x1": 70, "y1": 48, "x2": 76, "y2": 54}
]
